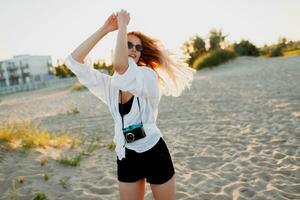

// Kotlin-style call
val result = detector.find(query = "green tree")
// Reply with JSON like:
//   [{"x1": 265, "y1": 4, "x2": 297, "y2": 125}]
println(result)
[
  {"x1": 233, "y1": 40, "x2": 260, "y2": 56},
  {"x1": 54, "y1": 64, "x2": 74, "y2": 78},
  {"x1": 93, "y1": 59, "x2": 114, "y2": 75},
  {"x1": 208, "y1": 29, "x2": 227, "y2": 51},
  {"x1": 270, "y1": 36, "x2": 287, "y2": 57},
  {"x1": 94, "y1": 59, "x2": 107, "y2": 69},
  {"x1": 181, "y1": 35, "x2": 207, "y2": 66}
]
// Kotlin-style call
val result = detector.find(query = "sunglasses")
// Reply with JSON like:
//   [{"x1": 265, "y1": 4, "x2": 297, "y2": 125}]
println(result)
[{"x1": 127, "y1": 42, "x2": 144, "y2": 52}]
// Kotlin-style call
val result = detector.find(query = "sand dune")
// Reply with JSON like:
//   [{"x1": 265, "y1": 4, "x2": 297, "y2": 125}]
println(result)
[{"x1": 1, "y1": 55, "x2": 300, "y2": 199}]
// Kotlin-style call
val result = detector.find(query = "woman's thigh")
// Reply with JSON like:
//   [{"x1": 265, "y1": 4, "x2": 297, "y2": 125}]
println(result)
[
  {"x1": 118, "y1": 178, "x2": 146, "y2": 200},
  {"x1": 145, "y1": 138, "x2": 175, "y2": 184},
  {"x1": 150, "y1": 175, "x2": 176, "y2": 200}
]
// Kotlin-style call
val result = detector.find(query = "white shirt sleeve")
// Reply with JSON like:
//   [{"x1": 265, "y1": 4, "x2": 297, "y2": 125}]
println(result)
[
  {"x1": 65, "y1": 54, "x2": 111, "y2": 105},
  {"x1": 111, "y1": 57, "x2": 159, "y2": 98}
]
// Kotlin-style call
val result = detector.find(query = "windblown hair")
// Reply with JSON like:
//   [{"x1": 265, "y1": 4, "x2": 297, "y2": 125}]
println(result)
[{"x1": 128, "y1": 31, "x2": 196, "y2": 97}]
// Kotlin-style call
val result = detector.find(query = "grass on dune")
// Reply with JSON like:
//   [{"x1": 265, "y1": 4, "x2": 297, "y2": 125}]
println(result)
[
  {"x1": 71, "y1": 82, "x2": 86, "y2": 91},
  {"x1": 57, "y1": 153, "x2": 82, "y2": 167},
  {"x1": 0, "y1": 120, "x2": 80, "y2": 149},
  {"x1": 0, "y1": 120, "x2": 116, "y2": 169},
  {"x1": 283, "y1": 49, "x2": 300, "y2": 57}
]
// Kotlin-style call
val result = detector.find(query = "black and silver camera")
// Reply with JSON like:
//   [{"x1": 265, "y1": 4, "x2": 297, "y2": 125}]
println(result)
[
  {"x1": 119, "y1": 91, "x2": 146, "y2": 143},
  {"x1": 122, "y1": 123, "x2": 146, "y2": 143}
]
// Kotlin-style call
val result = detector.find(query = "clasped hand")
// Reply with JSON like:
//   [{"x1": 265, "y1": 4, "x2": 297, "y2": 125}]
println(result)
[{"x1": 103, "y1": 9, "x2": 130, "y2": 33}]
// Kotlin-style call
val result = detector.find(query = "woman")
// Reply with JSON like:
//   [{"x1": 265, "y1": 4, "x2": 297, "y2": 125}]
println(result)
[{"x1": 65, "y1": 9, "x2": 195, "y2": 200}]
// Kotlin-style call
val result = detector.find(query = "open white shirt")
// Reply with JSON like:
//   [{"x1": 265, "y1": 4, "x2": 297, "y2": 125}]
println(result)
[{"x1": 65, "y1": 55, "x2": 163, "y2": 160}]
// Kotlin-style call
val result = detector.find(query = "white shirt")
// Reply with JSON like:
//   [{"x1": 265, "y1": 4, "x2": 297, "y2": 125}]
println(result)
[{"x1": 65, "y1": 55, "x2": 163, "y2": 160}]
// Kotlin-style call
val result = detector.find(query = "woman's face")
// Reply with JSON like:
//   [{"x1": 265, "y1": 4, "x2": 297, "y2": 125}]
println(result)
[{"x1": 127, "y1": 34, "x2": 142, "y2": 63}]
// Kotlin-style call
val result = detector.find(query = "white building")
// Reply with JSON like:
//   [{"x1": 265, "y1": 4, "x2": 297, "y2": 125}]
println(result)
[{"x1": 0, "y1": 55, "x2": 52, "y2": 87}]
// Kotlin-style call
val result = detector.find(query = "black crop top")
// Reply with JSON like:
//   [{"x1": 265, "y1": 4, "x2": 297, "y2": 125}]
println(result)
[{"x1": 119, "y1": 95, "x2": 134, "y2": 116}]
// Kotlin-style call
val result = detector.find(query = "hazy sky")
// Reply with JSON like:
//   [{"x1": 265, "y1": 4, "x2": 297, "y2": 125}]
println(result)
[{"x1": 1, "y1": 0, "x2": 299, "y2": 64}]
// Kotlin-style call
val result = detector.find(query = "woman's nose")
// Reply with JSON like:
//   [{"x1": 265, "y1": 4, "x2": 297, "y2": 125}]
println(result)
[{"x1": 130, "y1": 48, "x2": 137, "y2": 53}]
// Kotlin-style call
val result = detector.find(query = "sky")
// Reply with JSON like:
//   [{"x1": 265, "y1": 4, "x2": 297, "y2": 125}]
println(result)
[{"x1": 0, "y1": 0, "x2": 300, "y2": 65}]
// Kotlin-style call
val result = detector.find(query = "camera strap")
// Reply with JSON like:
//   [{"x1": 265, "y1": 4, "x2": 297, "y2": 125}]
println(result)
[{"x1": 120, "y1": 90, "x2": 143, "y2": 130}]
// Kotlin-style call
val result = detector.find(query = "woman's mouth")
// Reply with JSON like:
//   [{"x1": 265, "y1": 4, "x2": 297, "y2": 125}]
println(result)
[{"x1": 129, "y1": 54, "x2": 136, "y2": 59}]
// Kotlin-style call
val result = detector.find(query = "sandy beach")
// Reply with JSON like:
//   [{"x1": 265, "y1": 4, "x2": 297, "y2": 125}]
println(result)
[{"x1": 0, "y1": 55, "x2": 300, "y2": 200}]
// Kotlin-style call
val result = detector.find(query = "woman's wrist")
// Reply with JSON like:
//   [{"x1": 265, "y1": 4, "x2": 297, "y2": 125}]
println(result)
[
  {"x1": 99, "y1": 26, "x2": 110, "y2": 35},
  {"x1": 97, "y1": 26, "x2": 111, "y2": 35},
  {"x1": 118, "y1": 22, "x2": 127, "y2": 29}
]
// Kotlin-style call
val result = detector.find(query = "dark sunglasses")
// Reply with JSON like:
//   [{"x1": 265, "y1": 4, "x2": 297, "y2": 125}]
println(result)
[{"x1": 127, "y1": 42, "x2": 144, "y2": 52}]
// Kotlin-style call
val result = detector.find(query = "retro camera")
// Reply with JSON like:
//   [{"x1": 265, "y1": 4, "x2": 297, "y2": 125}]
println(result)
[{"x1": 122, "y1": 123, "x2": 146, "y2": 143}]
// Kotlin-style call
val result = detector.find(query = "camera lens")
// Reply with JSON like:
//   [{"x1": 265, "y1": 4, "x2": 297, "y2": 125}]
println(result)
[{"x1": 126, "y1": 133, "x2": 135, "y2": 142}]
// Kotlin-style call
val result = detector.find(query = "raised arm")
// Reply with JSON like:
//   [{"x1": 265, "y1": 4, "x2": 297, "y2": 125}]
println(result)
[
  {"x1": 71, "y1": 13, "x2": 118, "y2": 63},
  {"x1": 65, "y1": 13, "x2": 118, "y2": 105},
  {"x1": 113, "y1": 9, "x2": 130, "y2": 74}
]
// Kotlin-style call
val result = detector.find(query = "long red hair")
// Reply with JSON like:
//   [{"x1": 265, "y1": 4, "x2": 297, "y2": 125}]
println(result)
[{"x1": 128, "y1": 31, "x2": 196, "y2": 97}]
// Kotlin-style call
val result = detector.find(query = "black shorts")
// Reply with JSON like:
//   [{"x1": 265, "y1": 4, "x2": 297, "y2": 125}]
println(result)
[{"x1": 117, "y1": 137, "x2": 175, "y2": 184}]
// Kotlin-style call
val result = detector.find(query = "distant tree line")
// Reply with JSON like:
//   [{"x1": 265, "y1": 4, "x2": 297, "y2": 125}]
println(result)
[
  {"x1": 181, "y1": 29, "x2": 300, "y2": 70},
  {"x1": 52, "y1": 59, "x2": 114, "y2": 78},
  {"x1": 52, "y1": 62, "x2": 74, "y2": 78}
]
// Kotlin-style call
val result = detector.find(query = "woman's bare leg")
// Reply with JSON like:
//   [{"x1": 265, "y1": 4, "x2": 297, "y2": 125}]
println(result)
[
  {"x1": 150, "y1": 175, "x2": 176, "y2": 200},
  {"x1": 118, "y1": 178, "x2": 146, "y2": 200}
]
